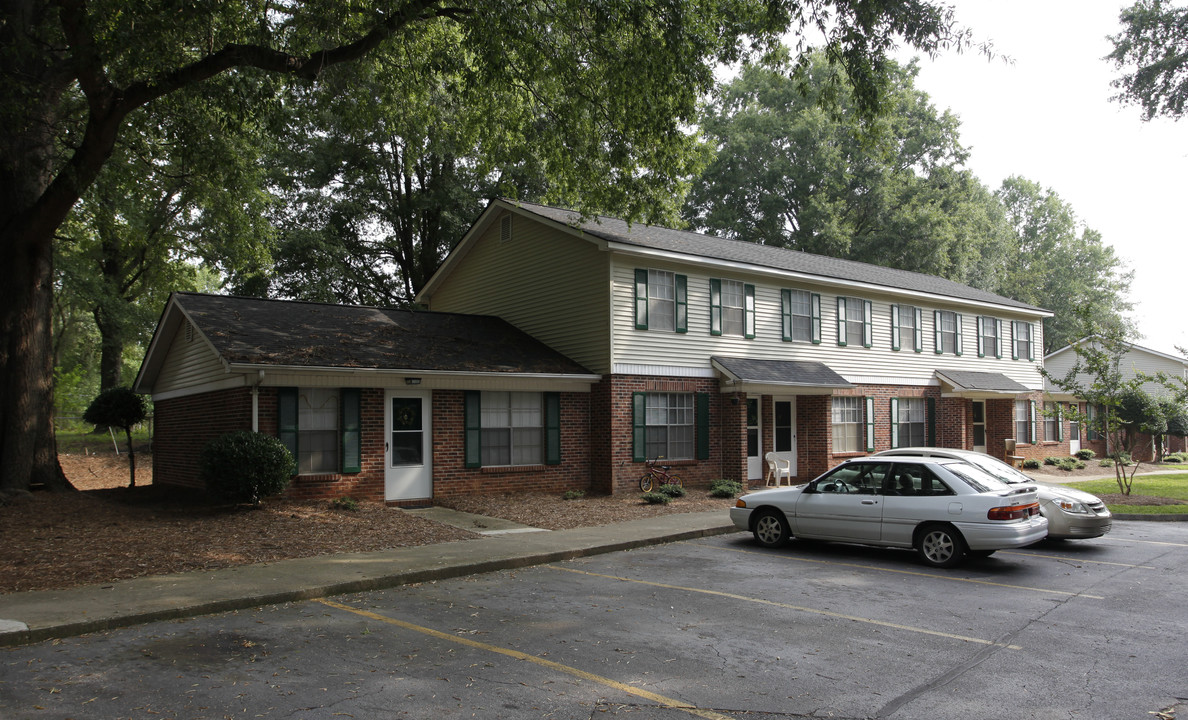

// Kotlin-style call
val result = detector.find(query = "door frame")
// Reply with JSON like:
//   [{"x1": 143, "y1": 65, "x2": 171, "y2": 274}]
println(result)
[
  {"x1": 772, "y1": 397, "x2": 797, "y2": 477},
  {"x1": 384, "y1": 389, "x2": 433, "y2": 502},
  {"x1": 746, "y1": 397, "x2": 763, "y2": 481}
]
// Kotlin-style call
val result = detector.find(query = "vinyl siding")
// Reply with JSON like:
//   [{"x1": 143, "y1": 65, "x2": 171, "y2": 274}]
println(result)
[
  {"x1": 427, "y1": 213, "x2": 611, "y2": 373},
  {"x1": 1046, "y1": 344, "x2": 1188, "y2": 398},
  {"x1": 153, "y1": 321, "x2": 231, "y2": 395},
  {"x1": 612, "y1": 260, "x2": 1045, "y2": 388}
]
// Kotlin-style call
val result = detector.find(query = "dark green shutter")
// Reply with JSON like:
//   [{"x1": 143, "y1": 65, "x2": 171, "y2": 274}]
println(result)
[
  {"x1": 865, "y1": 396, "x2": 875, "y2": 451},
  {"x1": 709, "y1": 279, "x2": 722, "y2": 336},
  {"x1": 278, "y1": 387, "x2": 298, "y2": 462},
  {"x1": 340, "y1": 388, "x2": 361, "y2": 473},
  {"x1": 889, "y1": 397, "x2": 900, "y2": 449},
  {"x1": 464, "y1": 390, "x2": 482, "y2": 468},
  {"x1": 545, "y1": 392, "x2": 561, "y2": 465},
  {"x1": 744, "y1": 284, "x2": 756, "y2": 339},
  {"x1": 862, "y1": 300, "x2": 873, "y2": 348},
  {"x1": 977, "y1": 317, "x2": 986, "y2": 357},
  {"x1": 926, "y1": 397, "x2": 937, "y2": 446},
  {"x1": 634, "y1": 269, "x2": 648, "y2": 330},
  {"x1": 781, "y1": 289, "x2": 792, "y2": 341},
  {"x1": 675, "y1": 274, "x2": 688, "y2": 333},
  {"x1": 811, "y1": 293, "x2": 822, "y2": 344},
  {"x1": 1029, "y1": 400, "x2": 1038, "y2": 444},
  {"x1": 837, "y1": 297, "x2": 847, "y2": 346},
  {"x1": 890, "y1": 304, "x2": 901, "y2": 351},
  {"x1": 934, "y1": 310, "x2": 943, "y2": 354},
  {"x1": 696, "y1": 393, "x2": 710, "y2": 460},
  {"x1": 913, "y1": 308, "x2": 923, "y2": 353},
  {"x1": 632, "y1": 392, "x2": 647, "y2": 462},
  {"x1": 955, "y1": 313, "x2": 964, "y2": 356}
]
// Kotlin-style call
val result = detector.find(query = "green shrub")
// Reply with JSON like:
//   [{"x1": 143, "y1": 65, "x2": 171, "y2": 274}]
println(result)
[
  {"x1": 562, "y1": 489, "x2": 586, "y2": 500},
  {"x1": 1022, "y1": 458, "x2": 1041, "y2": 469},
  {"x1": 709, "y1": 478, "x2": 744, "y2": 498},
  {"x1": 640, "y1": 492, "x2": 670, "y2": 505},
  {"x1": 1112, "y1": 452, "x2": 1133, "y2": 466},
  {"x1": 1165, "y1": 452, "x2": 1188, "y2": 464},
  {"x1": 201, "y1": 431, "x2": 295, "y2": 506},
  {"x1": 658, "y1": 483, "x2": 686, "y2": 498},
  {"x1": 1099, "y1": 458, "x2": 1115, "y2": 467},
  {"x1": 1075, "y1": 449, "x2": 1096, "y2": 461},
  {"x1": 1056, "y1": 458, "x2": 1076, "y2": 471},
  {"x1": 329, "y1": 497, "x2": 360, "y2": 511},
  {"x1": 1043, "y1": 456, "x2": 1062, "y2": 466},
  {"x1": 1075, "y1": 460, "x2": 1086, "y2": 470}
]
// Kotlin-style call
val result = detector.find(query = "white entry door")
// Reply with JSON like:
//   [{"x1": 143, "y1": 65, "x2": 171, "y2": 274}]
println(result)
[
  {"x1": 385, "y1": 390, "x2": 432, "y2": 502},
  {"x1": 746, "y1": 398, "x2": 762, "y2": 481},
  {"x1": 773, "y1": 399, "x2": 797, "y2": 476},
  {"x1": 1069, "y1": 403, "x2": 1082, "y2": 455},
  {"x1": 972, "y1": 401, "x2": 987, "y2": 454}
]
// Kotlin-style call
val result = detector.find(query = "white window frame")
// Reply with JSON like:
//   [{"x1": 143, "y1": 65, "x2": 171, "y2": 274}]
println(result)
[
  {"x1": 832, "y1": 396, "x2": 863, "y2": 453},
  {"x1": 645, "y1": 393, "x2": 695, "y2": 461},
  {"x1": 480, "y1": 391, "x2": 544, "y2": 466}
]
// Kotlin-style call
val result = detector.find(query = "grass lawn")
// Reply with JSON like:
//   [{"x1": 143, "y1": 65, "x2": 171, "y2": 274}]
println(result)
[{"x1": 1069, "y1": 472, "x2": 1188, "y2": 514}]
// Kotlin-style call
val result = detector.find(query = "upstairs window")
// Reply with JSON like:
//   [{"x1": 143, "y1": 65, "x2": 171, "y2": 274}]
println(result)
[
  {"x1": 710, "y1": 279, "x2": 755, "y2": 338},
  {"x1": 891, "y1": 304, "x2": 922, "y2": 352},
  {"x1": 634, "y1": 269, "x2": 687, "y2": 332},
  {"x1": 977, "y1": 317, "x2": 1002, "y2": 358},
  {"x1": 1012, "y1": 321, "x2": 1035, "y2": 361},
  {"x1": 837, "y1": 297, "x2": 872, "y2": 347},
  {"x1": 934, "y1": 310, "x2": 963, "y2": 355},
  {"x1": 782, "y1": 289, "x2": 821, "y2": 343}
]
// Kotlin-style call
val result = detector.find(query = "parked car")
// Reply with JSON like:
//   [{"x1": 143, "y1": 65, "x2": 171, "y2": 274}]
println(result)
[
  {"x1": 872, "y1": 447, "x2": 1111, "y2": 540},
  {"x1": 730, "y1": 456, "x2": 1049, "y2": 568}
]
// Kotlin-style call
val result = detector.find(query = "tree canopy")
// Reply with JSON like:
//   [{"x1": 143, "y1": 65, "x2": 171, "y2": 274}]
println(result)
[{"x1": 1108, "y1": 0, "x2": 1188, "y2": 121}]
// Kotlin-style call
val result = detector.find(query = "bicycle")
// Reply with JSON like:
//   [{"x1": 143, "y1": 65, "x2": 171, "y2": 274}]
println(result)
[{"x1": 638, "y1": 456, "x2": 683, "y2": 492}]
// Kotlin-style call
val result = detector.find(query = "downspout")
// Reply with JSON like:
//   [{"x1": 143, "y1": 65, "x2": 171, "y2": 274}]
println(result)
[{"x1": 252, "y1": 369, "x2": 264, "y2": 432}]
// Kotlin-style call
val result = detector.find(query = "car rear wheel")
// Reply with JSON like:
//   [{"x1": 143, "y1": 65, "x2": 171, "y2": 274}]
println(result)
[
  {"x1": 915, "y1": 524, "x2": 966, "y2": 568},
  {"x1": 752, "y1": 509, "x2": 791, "y2": 548}
]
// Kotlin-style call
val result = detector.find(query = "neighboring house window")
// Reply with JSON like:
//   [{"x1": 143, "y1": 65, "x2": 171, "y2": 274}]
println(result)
[
  {"x1": 934, "y1": 310, "x2": 963, "y2": 355},
  {"x1": 464, "y1": 391, "x2": 561, "y2": 468},
  {"x1": 832, "y1": 396, "x2": 863, "y2": 453},
  {"x1": 781, "y1": 289, "x2": 821, "y2": 343},
  {"x1": 1086, "y1": 403, "x2": 1101, "y2": 441},
  {"x1": 892, "y1": 398, "x2": 926, "y2": 448},
  {"x1": 891, "y1": 304, "x2": 923, "y2": 352},
  {"x1": 710, "y1": 279, "x2": 755, "y2": 338},
  {"x1": 837, "y1": 297, "x2": 872, "y2": 347},
  {"x1": 977, "y1": 317, "x2": 1002, "y2": 358},
  {"x1": 1044, "y1": 401, "x2": 1063, "y2": 442},
  {"x1": 1015, "y1": 399, "x2": 1037, "y2": 444},
  {"x1": 1012, "y1": 321, "x2": 1034, "y2": 361},
  {"x1": 634, "y1": 269, "x2": 687, "y2": 332},
  {"x1": 278, "y1": 387, "x2": 362, "y2": 475}
]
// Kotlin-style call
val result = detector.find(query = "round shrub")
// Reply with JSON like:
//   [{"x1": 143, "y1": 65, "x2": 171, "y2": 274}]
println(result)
[
  {"x1": 658, "y1": 483, "x2": 686, "y2": 498},
  {"x1": 201, "y1": 431, "x2": 295, "y2": 506},
  {"x1": 709, "y1": 479, "x2": 744, "y2": 498},
  {"x1": 1022, "y1": 458, "x2": 1041, "y2": 469},
  {"x1": 1056, "y1": 458, "x2": 1076, "y2": 471},
  {"x1": 1075, "y1": 449, "x2": 1096, "y2": 461},
  {"x1": 562, "y1": 489, "x2": 586, "y2": 501},
  {"x1": 640, "y1": 492, "x2": 670, "y2": 505},
  {"x1": 1099, "y1": 458, "x2": 1115, "y2": 467}
]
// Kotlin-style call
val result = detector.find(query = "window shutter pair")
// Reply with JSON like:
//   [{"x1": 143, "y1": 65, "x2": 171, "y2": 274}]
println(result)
[
  {"x1": 837, "y1": 298, "x2": 873, "y2": 348},
  {"x1": 278, "y1": 387, "x2": 361, "y2": 474},
  {"x1": 464, "y1": 391, "x2": 561, "y2": 467},
  {"x1": 708, "y1": 279, "x2": 754, "y2": 337},
  {"x1": 932, "y1": 311, "x2": 964, "y2": 355},
  {"x1": 631, "y1": 392, "x2": 710, "y2": 461},
  {"x1": 781, "y1": 290, "x2": 823, "y2": 343},
  {"x1": 977, "y1": 317, "x2": 999, "y2": 358},
  {"x1": 633, "y1": 269, "x2": 686, "y2": 332}
]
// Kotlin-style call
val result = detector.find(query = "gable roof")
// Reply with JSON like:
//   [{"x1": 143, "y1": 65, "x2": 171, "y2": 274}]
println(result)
[
  {"x1": 425, "y1": 199, "x2": 1049, "y2": 317},
  {"x1": 135, "y1": 293, "x2": 596, "y2": 391},
  {"x1": 1045, "y1": 337, "x2": 1188, "y2": 367}
]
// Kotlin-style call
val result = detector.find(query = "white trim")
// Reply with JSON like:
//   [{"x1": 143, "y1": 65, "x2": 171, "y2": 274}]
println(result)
[{"x1": 611, "y1": 363, "x2": 716, "y2": 377}]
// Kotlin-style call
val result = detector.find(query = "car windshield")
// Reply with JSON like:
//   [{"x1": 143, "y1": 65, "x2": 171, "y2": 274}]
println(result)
[
  {"x1": 960, "y1": 453, "x2": 1032, "y2": 485},
  {"x1": 941, "y1": 461, "x2": 1015, "y2": 493}
]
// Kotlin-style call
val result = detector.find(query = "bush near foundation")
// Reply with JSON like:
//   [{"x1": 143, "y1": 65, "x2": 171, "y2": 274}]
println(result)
[{"x1": 201, "y1": 431, "x2": 295, "y2": 507}]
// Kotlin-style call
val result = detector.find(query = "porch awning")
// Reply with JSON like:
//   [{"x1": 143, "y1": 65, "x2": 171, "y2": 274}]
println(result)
[
  {"x1": 934, "y1": 369, "x2": 1032, "y2": 398},
  {"x1": 711, "y1": 356, "x2": 853, "y2": 395}
]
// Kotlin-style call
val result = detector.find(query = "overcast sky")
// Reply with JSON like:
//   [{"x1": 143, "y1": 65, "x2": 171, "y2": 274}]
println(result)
[{"x1": 893, "y1": 0, "x2": 1187, "y2": 357}]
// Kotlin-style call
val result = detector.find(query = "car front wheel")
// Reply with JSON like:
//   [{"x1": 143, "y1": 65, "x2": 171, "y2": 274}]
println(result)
[
  {"x1": 915, "y1": 524, "x2": 966, "y2": 568},
  {"x1": 752, "y1": 509, "x2": 791, "y2": 548}
]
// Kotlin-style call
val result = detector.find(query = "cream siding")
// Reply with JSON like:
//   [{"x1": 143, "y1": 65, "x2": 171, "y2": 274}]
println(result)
[
  {"x1": 1046, "y1": 343, "x2": 1188, "y2": 398},
  {"x1": 152, "y1": 321, "x2": 233, "y2": 396},
  {"x1": 426, "y1": 213, "x2": 611, "y2": 373},
  {"x1": 612, "y1": 260, "x2": 1046, "y2": 389}
]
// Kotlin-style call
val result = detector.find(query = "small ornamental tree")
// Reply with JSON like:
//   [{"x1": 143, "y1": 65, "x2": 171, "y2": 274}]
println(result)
[
  {"x1": 82, "y1": 387, "x2": 148, "y2": 488},
  {"x1": 201, "y1": 431, "x2": 295, "y2": 507}
]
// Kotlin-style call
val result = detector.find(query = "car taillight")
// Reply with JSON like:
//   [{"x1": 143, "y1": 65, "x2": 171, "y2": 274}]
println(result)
[{"x1": 987, "y1": 502, "x2": 1040, "y2": 521}]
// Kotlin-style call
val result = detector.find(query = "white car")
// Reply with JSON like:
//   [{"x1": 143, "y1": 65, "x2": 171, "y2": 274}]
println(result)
[
  {"x1": 873, "y1": 447, "x2": 1111, "y2": 540},
  {"x1": 731, "y1": 456, "x2": 1049, "y2": 568}
]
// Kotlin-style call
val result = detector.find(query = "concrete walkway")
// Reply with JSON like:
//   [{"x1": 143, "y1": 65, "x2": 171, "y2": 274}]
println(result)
[{"x1": 0, "y1": 509, "x2": 736, "y2": 648}]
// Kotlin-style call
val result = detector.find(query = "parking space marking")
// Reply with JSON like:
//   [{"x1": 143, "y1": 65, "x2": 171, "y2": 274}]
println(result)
[
  {"x1": 997, "y1": 550, "x2": 1155, "y2": 568},
  {"x1": 315, "y1": 598, "x2": 734, "y2": 720},
  {"x1": 546, "y1": 566, "x2": 1023, "y2": 650},
  {"x1": 709, "y1": 545, "x2": 1105, "y2": 599},
  {"x1": 1111, "y1": 538, "x2": 1188, "y2": 548}
]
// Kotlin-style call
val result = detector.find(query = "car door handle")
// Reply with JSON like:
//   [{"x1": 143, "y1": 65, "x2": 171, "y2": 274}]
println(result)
[{"x1": 861, "y1": 499, "x2": 878, "y2": 505}]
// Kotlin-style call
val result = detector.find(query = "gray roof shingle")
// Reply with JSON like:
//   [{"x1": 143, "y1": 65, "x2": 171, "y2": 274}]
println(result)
[
  {"x1": 508, "y1": 200, "x2": 1045, "y2": 313},
  {"x1": 934, "y1": 370, "x2": 1031, "y2": 393},
  {"x1": 712, "y1": 356, "x2": 853, "y2": 388},
  {"x1": 174, "y1": 292, "x2": 595, "y2": 376}
]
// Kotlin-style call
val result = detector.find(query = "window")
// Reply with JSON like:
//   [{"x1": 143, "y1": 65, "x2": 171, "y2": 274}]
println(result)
[
  {"x1": 645, "y1": 393, "x2": 695, "y2": 460},
  {"x1": 1012, "y1": 321, "x2": 1034, "y2": 361},
  {"x1": 934, "y1": 310, "x2": 962, "y2": 355},
  {"x1": 781, "y1": 289, "x2": 820, "y2": 343},
  {"x1": 634, "y1": 269, "x2": 687, "y2": 332},
  {"x1": 278, "y1": 387, "x2": 362, "y2": 475},
  {"x1": 1044, "y1": 401, "x2": 1062, "y2": 442},
  {"x1": 710, "y1": 279, "x2": 754, "y2": 337},
  {"x1": 977, "y1": 317, "x2": 1001, "y2": 358},
  {"x1": 893, "y1": 398, "x2": 926, "y2": 448},
  {"x1": 1015, "y1": 399, "x2": 1036, "y2": 444},
  {"x1": 832, "y1": 396, "x2": 863, "y2": 453},
  {"x1": 837, "y1": 297, "x2": 872, "y2": 347},
  {"x1": 464, "y1": 391, "x2": 561, "y2": 468},
  {"x1": 892, "y1": 304, "x2": 922, "y2": 352},
  {"x1": 1087, "y1": 403, "x2": 1101, "y2": 441}
]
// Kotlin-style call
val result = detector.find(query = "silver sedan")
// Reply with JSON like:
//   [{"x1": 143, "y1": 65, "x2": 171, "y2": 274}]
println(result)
[{"x1": 731, "y1": 456, "x2": 1049, "y2": 568}]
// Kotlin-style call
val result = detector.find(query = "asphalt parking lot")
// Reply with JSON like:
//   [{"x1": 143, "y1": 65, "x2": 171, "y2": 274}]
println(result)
[{"x1": 3, "y1": 520, "x2": 1187, "y2": 719}]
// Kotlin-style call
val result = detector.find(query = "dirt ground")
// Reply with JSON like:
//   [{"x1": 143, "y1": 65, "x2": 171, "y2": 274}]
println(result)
[{"x1": 0, "y1": 453, "x2": 733, "y2": 595}]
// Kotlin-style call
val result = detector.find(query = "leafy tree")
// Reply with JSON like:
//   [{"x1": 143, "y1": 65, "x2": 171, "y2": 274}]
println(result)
[
  {"x1": 82, "y1": 386, "x2": 147, "y2": 488},
  {"x1": 684, "y1": 52, "x2": 1014, "y2": 288},
  {"x1": 0, "y1": 0, "x2": 970, "y2": 497},
  {"x1": 995, "y1": 177, "x2": 1134, "y2": 354},
  {"x1": 1107, "y1": 1, "x2": 1188, "y2": 121}
]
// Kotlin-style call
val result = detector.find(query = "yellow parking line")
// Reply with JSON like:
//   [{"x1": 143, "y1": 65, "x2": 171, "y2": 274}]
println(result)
[
  {"x1": 997, "y1": 550, "x2": 1155, "y2": 568},
  {"x1": 1113, "y1": 538, "x2": 1188, "y2": 548},
  {"x1": 315, "y1": 598, "x2": 733, "y2": 720},
  {"x1": 545, "y1": 566, "x2": 1023, "y2": 650},
  {"x1": 711, "y1": 545, "x2": 1105, "y2": 600}
]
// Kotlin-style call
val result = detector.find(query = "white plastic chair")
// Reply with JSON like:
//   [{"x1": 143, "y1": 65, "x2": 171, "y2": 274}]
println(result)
[{"x1": 765, "y1": 452, "x2": 792, "y2": 487}]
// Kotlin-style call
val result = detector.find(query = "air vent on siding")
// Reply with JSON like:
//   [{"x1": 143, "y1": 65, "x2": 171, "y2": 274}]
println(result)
[
  {"x1": 500, "y1": 215, "x2": 511, "y2": 243},
  {"x1": 184, "y1": 320, "x2": 194, "y2": 343}
]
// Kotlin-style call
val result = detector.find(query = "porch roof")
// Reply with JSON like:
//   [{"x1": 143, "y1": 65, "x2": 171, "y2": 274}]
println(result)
[
  {"x1": 711, "y1": 356, "x2": 853, "y2": 395},
  {"x1": 934, "y1": 369, "x2": 1031, "y2": 398}
]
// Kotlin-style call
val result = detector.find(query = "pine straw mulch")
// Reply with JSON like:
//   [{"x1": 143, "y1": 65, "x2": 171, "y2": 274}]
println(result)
[{"x1": 0, "y1": 453, "x2": 734, "y2": 596}]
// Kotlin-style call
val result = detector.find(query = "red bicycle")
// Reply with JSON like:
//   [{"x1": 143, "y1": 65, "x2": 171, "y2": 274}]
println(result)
[{"x1": 638, "y1": 456, "x2": 683, "y2": 492}]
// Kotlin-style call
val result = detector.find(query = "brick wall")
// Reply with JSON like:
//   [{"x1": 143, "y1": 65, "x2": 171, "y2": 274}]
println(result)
[{"x1": 153, "y1": 388, "x2": 255, "y2": 490}]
